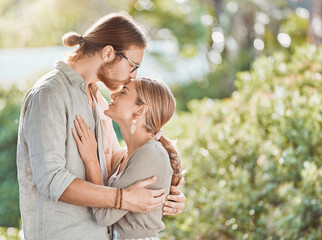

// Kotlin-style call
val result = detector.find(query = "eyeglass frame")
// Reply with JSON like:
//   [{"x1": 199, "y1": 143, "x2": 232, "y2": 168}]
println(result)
[{"x1": 119, "y1": 53, "x2": 141, "y2": 73}]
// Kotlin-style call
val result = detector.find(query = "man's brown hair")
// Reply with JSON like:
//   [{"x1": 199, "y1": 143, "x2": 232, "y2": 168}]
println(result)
[{"x1": 62, "y1": 13, "x2": 148, "y2": 62}]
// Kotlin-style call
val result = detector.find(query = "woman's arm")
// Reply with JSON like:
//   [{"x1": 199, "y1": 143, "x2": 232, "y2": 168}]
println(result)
[
  {"x1": 93, "y1": 142, "x2": 172, "y2": 226},
  {"x1": 72, "y1": 115, "x2": 168, "y2": 224}
]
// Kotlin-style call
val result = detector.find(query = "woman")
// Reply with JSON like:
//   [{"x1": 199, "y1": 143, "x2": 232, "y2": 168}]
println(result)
[{"x1": 72, "y1": 77, "x2": 182, "y2": 240}]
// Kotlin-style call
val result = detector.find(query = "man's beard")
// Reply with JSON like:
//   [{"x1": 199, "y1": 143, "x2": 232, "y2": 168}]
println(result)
[{"x1": 97, "y1": 60, "x2": 128, "y2": 92}]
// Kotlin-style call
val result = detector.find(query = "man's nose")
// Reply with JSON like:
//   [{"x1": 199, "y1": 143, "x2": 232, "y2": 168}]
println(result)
[{"x1": 129, "y1": 70, "x2": 137, "y2": 79}]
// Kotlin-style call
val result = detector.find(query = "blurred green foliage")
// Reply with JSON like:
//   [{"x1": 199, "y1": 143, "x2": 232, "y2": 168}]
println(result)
[
  {"x1": 162, "y1": 44, "x2": 322, "y2": 239},
  {"x1": 0, "y1": 85, "x2": 23, "y2": 227},
  {"x1": 0, "y1": 227, "x2": 20, "y2": 240},
  {"x1": 169, "y1": 3, "x2": 311, "y2": 111},
  {"x1": 0, "y1": 0, "x2": 311, "y2": 113},
  {"x1": 0, "y1": 0, "x2": 117, "y2": 48},
  {"x1": 171, "y1": 49, "x2": 253, "y2": 111},
  {"x1": 1, "y1": 0, "x2": 321, "y2": 239}
]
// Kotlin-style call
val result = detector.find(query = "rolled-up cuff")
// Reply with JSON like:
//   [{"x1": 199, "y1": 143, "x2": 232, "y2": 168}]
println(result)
[{"x1": 51, "y1": 171, "x2": 77, "y2": 202}]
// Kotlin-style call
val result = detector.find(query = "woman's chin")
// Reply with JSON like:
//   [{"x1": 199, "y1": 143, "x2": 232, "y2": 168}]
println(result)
[{"x1": 104, "y1": 109, "x2": 112, "y2": 117}]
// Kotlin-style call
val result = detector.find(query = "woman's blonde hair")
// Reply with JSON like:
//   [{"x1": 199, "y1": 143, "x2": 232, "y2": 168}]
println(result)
[{"x1": 135, "y1": 77, "x2": 182, "y2": 186}]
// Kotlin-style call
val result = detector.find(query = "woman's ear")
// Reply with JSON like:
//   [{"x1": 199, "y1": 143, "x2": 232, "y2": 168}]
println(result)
[
  {"x1": 101, "y1": 45, "x2": 115, "y2": 62},
  {"x1": 137, "y1": 105, "x2": 149, "y2": 115}
]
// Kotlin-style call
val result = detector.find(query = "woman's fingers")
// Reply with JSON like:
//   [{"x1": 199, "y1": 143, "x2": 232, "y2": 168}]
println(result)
[
  {"x1": 80, "y1": 115, "x2": 90, "y2": 130},
  {"x1": 74, "y1": 119, "x2": 85, "y2": 140},
  {"x1": 162, "y1": 205, "x2": 183, "y2": 215},
  {"x1": 162, "y1": 187, "x2": 186, "y2": 215},
  {"x1": 78, "y1": 115, "x2": 89, "y2": 129},
  {"x1": 162, "y1": 196, "x2": 184, "y2": 215},
  {"x1": 78, "y1": 115, "x2": 92, "y2": 138},
  {"x1": 76, "y1": 115, "x2": 88, "y2": 137},
  {"x1": 167, "y1": 191, "x2": 186, "y2": 203},
  {"x1": 72, "y1": 128, "x2": 81, "y2": 145}
]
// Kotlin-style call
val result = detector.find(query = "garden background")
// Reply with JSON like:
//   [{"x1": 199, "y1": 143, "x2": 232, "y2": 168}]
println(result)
[{"x1": 0, "y1": 0, "x2": 321, "y2": 239}]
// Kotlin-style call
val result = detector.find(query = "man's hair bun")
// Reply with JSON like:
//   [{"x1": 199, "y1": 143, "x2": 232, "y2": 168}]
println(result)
[{"x1": 62, "y1": 32, "x2": 83, "y2": 47}]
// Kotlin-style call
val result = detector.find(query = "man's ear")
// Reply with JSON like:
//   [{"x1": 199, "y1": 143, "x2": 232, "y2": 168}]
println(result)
[{"x1": 101, "y1": 45, "x2": 115, "y2": 63}]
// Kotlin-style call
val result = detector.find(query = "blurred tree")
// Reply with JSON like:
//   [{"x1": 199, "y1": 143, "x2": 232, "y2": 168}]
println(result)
[
  {"x1": 162, "y1": 44, "x2": 322, "y2": 240},
  {"x1": 0, "y1": 0, "x2": 132, "y2": 48},
  {"x1": 127, "y1": 0, "x2": 312, "y2": 110}
]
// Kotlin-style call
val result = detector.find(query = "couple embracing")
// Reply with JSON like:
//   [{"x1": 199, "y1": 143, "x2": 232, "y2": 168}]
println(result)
[{"x1": 17, "y1": 13, "x2": 186, "y2": 240}]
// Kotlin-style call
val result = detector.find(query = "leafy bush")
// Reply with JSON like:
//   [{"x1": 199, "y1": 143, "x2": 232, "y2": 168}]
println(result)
[
  {"x1": 161, "y1": 44, "x2": 322, "y2": 240},
  {"x1": 0, "y1": 84, "x2": 23, "y2": 227}
]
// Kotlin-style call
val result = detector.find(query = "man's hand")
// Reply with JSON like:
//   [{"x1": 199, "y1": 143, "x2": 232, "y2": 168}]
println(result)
[
  {"x1": 162, "y1": 185, "x2": 186, "y2": 215},
  {"x1": 122, "y1": 176, "x2": 166, "y2": 213}
]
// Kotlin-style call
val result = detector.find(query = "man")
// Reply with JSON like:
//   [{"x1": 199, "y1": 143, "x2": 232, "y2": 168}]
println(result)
[{"x1": 17, "y1": 13, "x2": 186, "y2": 239}]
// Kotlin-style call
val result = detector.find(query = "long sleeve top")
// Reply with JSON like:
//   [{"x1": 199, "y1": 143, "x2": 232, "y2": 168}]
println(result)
[{"x1": 93, "y1": 139, "x2": 173, "y2": 239}]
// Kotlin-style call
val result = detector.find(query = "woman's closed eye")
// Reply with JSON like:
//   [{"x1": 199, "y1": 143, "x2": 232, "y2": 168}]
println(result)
[{"x1": 120, "y1": 86, "x2": 129, "y2": 94}]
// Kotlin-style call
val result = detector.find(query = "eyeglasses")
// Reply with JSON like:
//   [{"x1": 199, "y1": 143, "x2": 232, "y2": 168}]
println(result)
[{"x1": 120, "y1": 53, "x2": 141, "y2": 73}]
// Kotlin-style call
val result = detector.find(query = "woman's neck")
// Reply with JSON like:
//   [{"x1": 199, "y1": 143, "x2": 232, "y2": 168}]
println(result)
[{"x1": 120, "y1": 124, "x2": 153, "y2": 159}]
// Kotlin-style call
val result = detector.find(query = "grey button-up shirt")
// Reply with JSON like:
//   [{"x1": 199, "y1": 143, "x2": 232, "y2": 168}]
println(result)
[{"x1": 16, "y1": 61, "x2": 120, "y2": 239}]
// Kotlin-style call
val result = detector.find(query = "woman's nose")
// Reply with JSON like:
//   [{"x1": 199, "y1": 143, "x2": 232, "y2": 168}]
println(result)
[{"x1": 110, "y1": 92, "x2": 117, "y2": 101}]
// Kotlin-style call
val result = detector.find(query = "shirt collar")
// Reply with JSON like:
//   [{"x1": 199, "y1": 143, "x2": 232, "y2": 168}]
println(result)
[
  {"x1": 55, "y1": 61, "x2": 99, "y2": 95},
  {"x1": 55, "y1": 61, "x2": 85, "y2": 87}
]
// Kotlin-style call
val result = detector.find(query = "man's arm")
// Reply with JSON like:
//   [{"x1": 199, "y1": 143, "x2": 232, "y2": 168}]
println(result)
[
  {"x1": 24, "y1": 86, "x2": 165, "y2": 212},
  {"x1": 59, "y1": 177, "x2": 166, "y2": 212},
  {"x1": 92, "y1": 144, "x2": 172, "y2": 226},
  {"x1": 24, "y1": 87, "x2": 75, "y2": 201}
]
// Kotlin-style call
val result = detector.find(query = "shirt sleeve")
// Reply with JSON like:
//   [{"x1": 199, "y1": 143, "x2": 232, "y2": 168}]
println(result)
[
  {"x1": 92, "y1": 142, "x2": 173, "y2": 226},
  {"x1": 23, "y1": 85, "x2": 76, "y2": 201}
]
